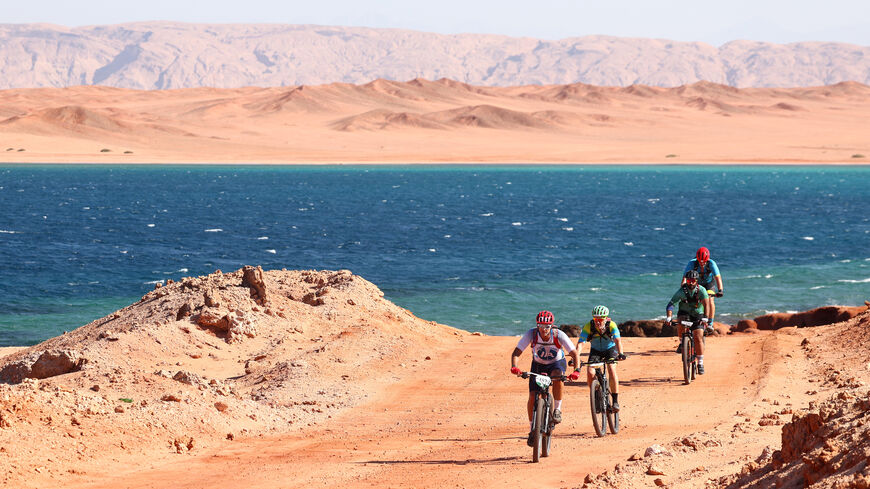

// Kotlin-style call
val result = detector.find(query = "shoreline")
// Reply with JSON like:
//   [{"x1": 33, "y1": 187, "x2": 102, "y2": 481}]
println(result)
[{"x1": 2, "y1": 160, "x2": 869, "y2": 166}]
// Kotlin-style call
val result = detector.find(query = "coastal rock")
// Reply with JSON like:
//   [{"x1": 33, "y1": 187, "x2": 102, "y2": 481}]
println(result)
[
  {"x1": 0, "y1": 350, "x2": 86, "y2": 384},
  {"x1": 754, "y1": 305, "x2": 868, "y2": 330}
]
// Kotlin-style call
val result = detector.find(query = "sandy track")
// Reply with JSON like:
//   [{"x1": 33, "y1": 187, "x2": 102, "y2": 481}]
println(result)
[{"x1": 65, "y1": 329, "x2": 814, "y2": 489}]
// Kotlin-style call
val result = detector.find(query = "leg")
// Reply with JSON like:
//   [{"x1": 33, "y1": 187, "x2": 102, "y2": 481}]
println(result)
[
  {"x1": 551, "y1": 369, "x2": 563, "y2": 401},
  {"x1": 607, "y1": 363, "x2": 619, "y2": 394},
  {"x1": 709, "y1": 296, "x2": 716, "y2": 322},
  {"x1": 694, "y1": 328, "x2": 704, "y2": 356},
  {"x1": 526, "y1": 392, "x2": 535, "y2": 422}
]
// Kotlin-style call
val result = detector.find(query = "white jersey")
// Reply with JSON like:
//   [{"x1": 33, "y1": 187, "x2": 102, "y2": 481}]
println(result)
[{"x1": 516, "y1": 328, "x2": 575, "y2": 365}]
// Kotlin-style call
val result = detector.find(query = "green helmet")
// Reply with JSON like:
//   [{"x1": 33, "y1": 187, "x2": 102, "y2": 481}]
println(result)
[{"x1": 592, "y1": 305, "x2": 609, "y2": 318}]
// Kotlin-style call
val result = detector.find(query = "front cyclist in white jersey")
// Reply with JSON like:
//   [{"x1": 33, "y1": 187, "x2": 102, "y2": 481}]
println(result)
[{"x1": 510, "y1": 310, "x2": 581, "y2": 447}]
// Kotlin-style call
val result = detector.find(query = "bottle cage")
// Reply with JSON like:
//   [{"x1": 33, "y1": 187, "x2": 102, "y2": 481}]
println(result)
[{"x1": 535, "y1": 376, "x2": 552, "y2": 389}]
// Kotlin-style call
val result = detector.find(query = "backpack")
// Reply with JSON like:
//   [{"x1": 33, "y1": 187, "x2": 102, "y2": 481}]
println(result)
[
  {"x1": 587, "y1": 319, "x2": 614, "y2": 340},
  {"x1": 531, "y1": 329, "x2": 563, "y2": 350}
]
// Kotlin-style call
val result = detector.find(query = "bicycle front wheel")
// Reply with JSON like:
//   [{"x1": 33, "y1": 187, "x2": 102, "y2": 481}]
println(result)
[
  {"x1": 532, "y1": 396, "x2": 545, "y2": 462},
  {"x1": 682, "y1": 335, "x2": 693, "y2": 385},
  {"x1": 541, "y1": 392, "x2": 553, "y2": 457},
  {"x1": 589, "y1": 379, "x2": 606, "y2": 437}
]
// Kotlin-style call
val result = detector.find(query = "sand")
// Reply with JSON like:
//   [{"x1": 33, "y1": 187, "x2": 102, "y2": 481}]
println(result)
[{"x1": 0, "y1": 79, "x2": 868, "y2": 164}]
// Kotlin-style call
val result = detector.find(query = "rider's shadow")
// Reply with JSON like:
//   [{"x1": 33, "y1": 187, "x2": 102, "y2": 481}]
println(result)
[{"x1": 621, "y1": 376, "x2": 676, "y2": 386}]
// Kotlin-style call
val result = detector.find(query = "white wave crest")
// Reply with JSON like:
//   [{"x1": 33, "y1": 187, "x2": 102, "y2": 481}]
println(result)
[
  {"x1": 480, "y1": 213, "x2": 493, "y2": 217},
  {"x1": 562, "y1": 227, "x2": 574, "y2": 231},
  {"x1": 147, "y1": 224, "x2": 155, "y2": 228},
  {"x1": 257, "y1": 236, "x2": 269, "y2": 240},
  {"x1": 265, "y1": 249, "x2": 276, "y2": 254},
  {"x1": 838, "y1": 278, "x2": 870, "y2": 283},
  {"x1": 144, "y1": 280, "x2": 163, "y2": 285},
  {"x1": 624, "y1": 242, "x2": 634, "y2": 246},
  {"x1": 0, "y1": 230, "x2": 19, "y2": 234},
  {"x1": 802, "y1": 236, "x2": 814, "y2": 241},
  {"x1": 204, "y1": 228, "x2": 223, "y2": 232},
  {"x1": 511, "y1": 222, "x2": 522, "y2": 226},
  {"x1": 810, "y1": 285, "x2": 827, "y2": 290}
]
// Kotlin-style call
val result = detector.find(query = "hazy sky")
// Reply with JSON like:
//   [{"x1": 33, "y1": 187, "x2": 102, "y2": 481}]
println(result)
[{"x1": 6, "y1": 0, "x2": 869, "y2": 46}]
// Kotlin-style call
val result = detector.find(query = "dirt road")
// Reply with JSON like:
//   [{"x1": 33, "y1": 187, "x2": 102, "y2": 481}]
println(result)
[{"x1": 67, "y1": 329, "x2": 816, "y2": 489}]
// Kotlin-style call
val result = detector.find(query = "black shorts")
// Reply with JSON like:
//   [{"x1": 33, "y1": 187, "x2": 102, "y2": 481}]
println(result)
[
  {"x1": 528, "y1": 359, "x2": 566, "y2": 393},
  {"x1": 587, "y1": 347, "x2": 618, "y2": 364},
  {"x1": 677, "y1": 314, "x2": 705, "y2": 331}
]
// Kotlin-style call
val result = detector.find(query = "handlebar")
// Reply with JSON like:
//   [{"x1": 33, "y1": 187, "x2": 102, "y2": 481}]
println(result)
[
  {"x1": 579, "y1": 359, "x2": 621, "y2": 368},
  {"x1": 520, "y1": 371, "x2": 568, "y2": 381}
]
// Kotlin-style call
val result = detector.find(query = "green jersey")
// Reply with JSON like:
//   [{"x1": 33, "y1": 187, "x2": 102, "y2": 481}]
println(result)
[{"x1": 668, "y1": 286, "x2": 709, "y2": 316}]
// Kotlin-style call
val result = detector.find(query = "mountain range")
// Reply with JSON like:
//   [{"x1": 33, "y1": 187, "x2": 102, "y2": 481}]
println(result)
[{"x1": 1, "y1": 21, "x2": 868, "y2": 89}]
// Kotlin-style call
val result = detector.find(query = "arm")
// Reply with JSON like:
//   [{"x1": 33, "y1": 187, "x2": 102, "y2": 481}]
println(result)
[
  {"x1": 715, "y1": 275, "x2": 724, "y2": 294},
  {"x1": 510, "y1": 347, "x2": 523, "y2": 370},
  {"x1": 615, "y1": 337, "x2": 624, "y2": 356}
]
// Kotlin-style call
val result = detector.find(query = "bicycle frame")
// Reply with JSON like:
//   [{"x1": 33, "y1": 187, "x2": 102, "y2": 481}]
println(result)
[
  {"x1": 521, "y1": 371, "x2": 565, "y2": 462},
  {"x1": 580, "y1": 360, "x2": 619, "y2": 436}
]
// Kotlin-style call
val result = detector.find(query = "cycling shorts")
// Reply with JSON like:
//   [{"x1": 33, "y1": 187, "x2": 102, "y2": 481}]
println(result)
[
  {"x1": 677, "y1": 314, "x2": 705, "y2": 331},
  {"x1": 587, "y1": 347, "x2": 618, "y2": 364},
  {"x1": 528, "y1": 359, "x2": 567, "y2": 393}
]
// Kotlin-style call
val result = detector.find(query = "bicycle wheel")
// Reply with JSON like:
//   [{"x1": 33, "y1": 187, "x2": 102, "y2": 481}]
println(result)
[
  {"x1": 681, "y1": 335, "x2": 693, "y2": 385},
  {"x1": 532, "y1": 396, "x2": 545, "y2": 462},
  {"x1": 605, "y1": 374, "x2": 620, "y2": 434},
  {"x1": 541, "y1": 392, "x2": 553, "y2": 457},
  {"x1": 589, "y1": 378, "x2": 606, "y2": 437}
]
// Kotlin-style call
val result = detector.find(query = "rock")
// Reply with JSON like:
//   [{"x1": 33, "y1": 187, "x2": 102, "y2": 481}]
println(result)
[
  {"x1": 90, "y1": 385, "x2": 100, "y2": 392},
  {"x1": 242, "y1": 265, "x2": 268, "y2": 304},
  {"x1": 647, "y1": 465, "x2": 665, "y2": 475},
  {"x1": 214, "y1": 402, "x2": 229, "y2": 412},
  {"x1": 645, "y1": 444, "x2": 670, "y2": 457},
  {"x1": 559, "y1": 324, "x2": 582, "y2": 337},
  {"x1": 628, "y1": 452, "x2": 643, "y2": 461},
  {"x1": 114, "y1": 405, "x2": 125, "y2": 413},
  {"x1": 584, "y1": 473, "x2": 594, "y2": 483},
  {"x1": 735, "y1": 319, "x2": 757, "y2": 332},
  {"x1": 0, "y1": 350, "x2": 87, "y2": 383},
  {"x1": 654, "y1": 478, "x2": 666, "y2": 486},
  {"x1": 618, "y1": 320, "x2": 670, "y2": 337},
  {"x1": 161, "y1": 394, "x2": 182, "y2": 402}
]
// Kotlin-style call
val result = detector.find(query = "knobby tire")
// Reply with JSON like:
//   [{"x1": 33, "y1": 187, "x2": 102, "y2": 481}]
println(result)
[
  {"x1": 532, "y1": 396, "x2": 545, "y2": 462},
  {"x1": 589, "y1": 378, "x2": 606, "y2": 437},
  {"x1": 541, "y1": 392, "x2": 553, "y2": 457},
  {"x1": 605, "y1": 370, "x2": 619, "y2": 434},
  {"x1": 682, "y1": 335, "x2": 693, "y2": 385}
]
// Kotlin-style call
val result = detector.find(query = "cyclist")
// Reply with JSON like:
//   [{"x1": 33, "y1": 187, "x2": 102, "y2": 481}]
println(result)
[
  {"x1": 576, "y1": 305, "x2": 627, "y2": 413},
  {"x1": 683, "y1": 246, "x2": 724, "y2": 327},
  {"x1": 510, "y1": 310, "x2": 581, "y2": 446},
  {"x1": 668, "y1": 269, "x2": 711, "y2": 374}
]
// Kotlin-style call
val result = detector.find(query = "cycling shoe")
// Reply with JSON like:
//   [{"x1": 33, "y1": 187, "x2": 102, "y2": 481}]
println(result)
[
  {"x1": 698, "y1": 364, "x2": 705, "y2": 375},
  {"x1": 527, "y1": 431, "x2": 535, "y2": 447},
  {"x1": 609, "y1": 401, "x2": 620, "y2": 413},
  {"x1": 552, "y1": 409, "x2": 562, "y2": 424},
  {"x1": 676, "y1": 344, "x2": 683, "y2": 354}
]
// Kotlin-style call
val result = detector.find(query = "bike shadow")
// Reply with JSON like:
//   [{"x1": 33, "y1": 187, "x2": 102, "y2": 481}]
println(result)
[
  {"x1": 356, "y1": 455, "x2": 525, "y2": 465},
  {"x1": 621, "y1": 376, "x2": 678, "y2": 386}
]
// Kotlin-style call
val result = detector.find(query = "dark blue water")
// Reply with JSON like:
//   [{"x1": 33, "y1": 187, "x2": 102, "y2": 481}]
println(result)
[{"x1": 1, "y1": 165, "x2": 868, "y2": 346}]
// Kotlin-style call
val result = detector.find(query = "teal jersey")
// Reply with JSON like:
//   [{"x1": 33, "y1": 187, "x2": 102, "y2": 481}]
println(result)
[
  {"x1": 669, "y1": 286, "x2": 709, "y2": 316},
  {"x1": 578, "y1": 320, "x2": 620, "y2": 351}
]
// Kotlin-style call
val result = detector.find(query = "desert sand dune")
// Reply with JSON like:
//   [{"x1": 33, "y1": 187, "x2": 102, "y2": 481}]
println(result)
[{"x1": 1, "y1": 79, "x2": 867, "y2": 164}]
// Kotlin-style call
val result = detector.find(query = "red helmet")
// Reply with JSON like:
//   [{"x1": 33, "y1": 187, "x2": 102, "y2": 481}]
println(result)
[
  {"x1": 536, "y1": 310, "x2": 554, "y2": 325},
  {"x1": 696, "y1": 247, "x2": 710, "y2": 262}
]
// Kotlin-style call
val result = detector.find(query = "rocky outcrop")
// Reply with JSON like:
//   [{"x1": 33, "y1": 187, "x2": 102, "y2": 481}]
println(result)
[
  {"x1": 753, "y1": 305, "x2": 868, "y2": 330},
  {"x1": 0, "y1": 349, "x2": 86, "y2": 384}
]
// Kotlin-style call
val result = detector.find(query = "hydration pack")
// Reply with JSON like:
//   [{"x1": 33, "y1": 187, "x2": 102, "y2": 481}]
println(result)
[{"x1": 531, "y1": 329, "x2": 562, "y2": 350}]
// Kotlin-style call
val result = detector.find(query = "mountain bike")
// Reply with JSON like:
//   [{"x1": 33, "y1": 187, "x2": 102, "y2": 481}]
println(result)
[
  {"x1": 674, "y1": 318, "x2": 706, "y2": 384},
  {"x1": 520, "y1": 371, "x2": 566, "y2": 462},
  {"x1": 580, "y1": 359, "x2": 620, "y2": 437}
]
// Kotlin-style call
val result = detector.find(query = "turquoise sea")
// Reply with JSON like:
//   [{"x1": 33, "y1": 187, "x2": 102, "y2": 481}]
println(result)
[{"x1": 1, "y1": 164, "x2": 868, "y2": 346}]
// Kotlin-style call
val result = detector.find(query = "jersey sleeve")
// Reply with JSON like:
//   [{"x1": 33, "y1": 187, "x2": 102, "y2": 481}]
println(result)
[
  {"x1": 515, "y1": 329, "x2": 534, "y2": 351},
  {"x1": 577, "y1": 322, "x2": 591, "y2": 343},
  {"x1": 609, "y1": 321, "x2": 621, "y2": 338},
  {"x1": 668, "y1": 289, "x2": 684, "y2": 307},
  {"x1": 555, "y1": 329, "x2": 576, "y2": 352},
  {"x1": 684, "y1": 260, "x2": 694, "y2": 274},
  {"x1": 710, "y1": 259, "x2": 721, "y2": 277}
]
